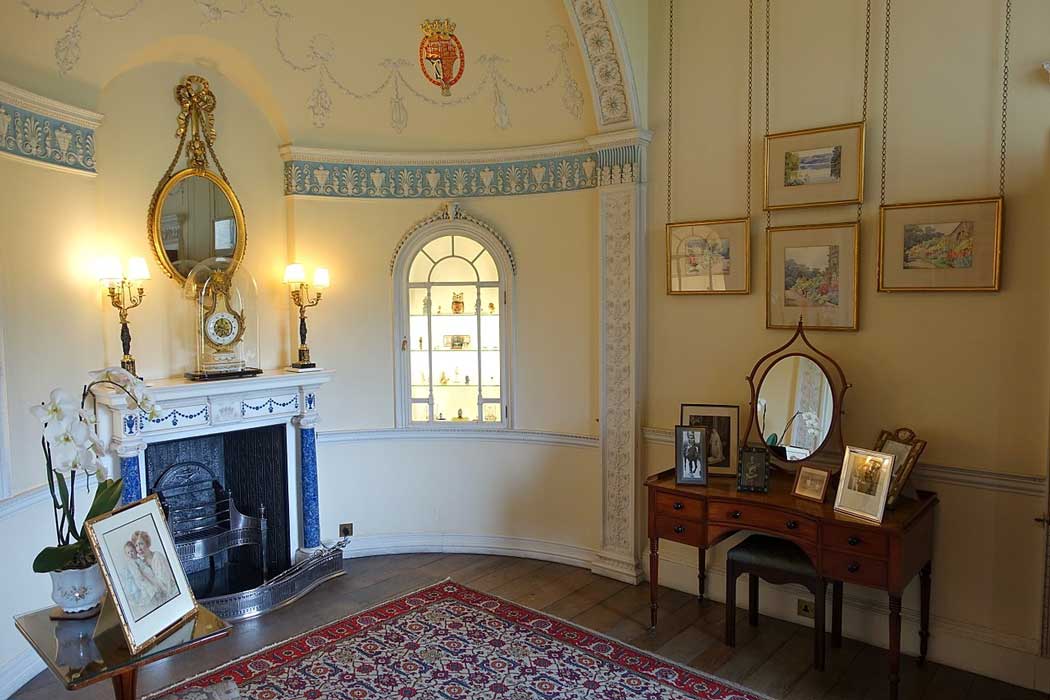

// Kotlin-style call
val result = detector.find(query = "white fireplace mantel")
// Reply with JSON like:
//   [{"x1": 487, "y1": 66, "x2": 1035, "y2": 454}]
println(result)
[{"x1": 93, "y1": 370, "x2": 334, "y2": 554}]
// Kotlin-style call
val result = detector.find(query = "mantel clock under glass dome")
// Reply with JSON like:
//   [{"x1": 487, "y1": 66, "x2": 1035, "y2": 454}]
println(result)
[{"x1": 182, "y1": 258, "x2": 260, "y2": 380}]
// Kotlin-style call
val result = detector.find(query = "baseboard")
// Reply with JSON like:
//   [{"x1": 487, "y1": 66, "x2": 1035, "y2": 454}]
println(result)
[
  {"x1": 337, "y1": 533, "x2": 598, "y2": 570},
  {"x1": 0, "y1": 648, "x2": 44, "y2": 700},
  {"x1": 649, "y1": 549, "x2": 1049, "y2": 693}
]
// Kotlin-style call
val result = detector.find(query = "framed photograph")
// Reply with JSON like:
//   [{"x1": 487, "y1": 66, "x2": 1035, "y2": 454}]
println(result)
[
  {"x1": 737, "y1": 446, "x2": 770, "y2": 493},
  {"x1": 873, "y1": 428, "x2": 927, "y2": 506},
  {"x1": 680, "y1": 403, "x2": 739, "y2": 476},
  {"x1": 764, "y1": 122, "x2": 865, "y2": 210},
  {"x1": 792, "y1": 465, "x2": 831, "y2": 503},
  {"x1": 666, "y1": 218, "x2": 750, "y2": 294},
  {"x1": 767, "y1": 222, "x2": 859, "y2": 331},
  {"x1": 442, "y1": 334, "x2": 471, "y2": 350},
  {"x1": 85, "y1": 494, "x2": 197, "y2": 654},
  {"x1": 834, "y1": 447, "x2": 895, "y2": 523},
  {"x1": 675, "y1": 426, "x2": 708, "y2": 485},
  {"x1": 878, "y1": 197, "x2": 1002, "y2": 292}
]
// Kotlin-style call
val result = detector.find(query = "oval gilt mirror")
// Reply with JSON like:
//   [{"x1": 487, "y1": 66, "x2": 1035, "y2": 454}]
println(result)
[
  {"x1": 757, "y1": 354, "x2": 834, "y2": 462},
  {"x1": 149, "y1": 168, "x2": 245, "y2": 283}
]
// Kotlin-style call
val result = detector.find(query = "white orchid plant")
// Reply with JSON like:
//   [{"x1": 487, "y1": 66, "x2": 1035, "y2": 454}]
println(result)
[{"x1": 31, "y1": 368, "x2": 160, "y2": 573}]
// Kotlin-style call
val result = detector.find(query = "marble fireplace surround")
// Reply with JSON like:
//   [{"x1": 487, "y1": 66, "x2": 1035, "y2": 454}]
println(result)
[{"x1": 93, "y1": 370, "x2": 334, "y2": 557}]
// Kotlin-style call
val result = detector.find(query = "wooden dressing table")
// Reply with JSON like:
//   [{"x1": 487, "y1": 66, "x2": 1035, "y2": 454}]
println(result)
[{"x1": 646, "y1": 468, "x2": 937, "y2": 700}]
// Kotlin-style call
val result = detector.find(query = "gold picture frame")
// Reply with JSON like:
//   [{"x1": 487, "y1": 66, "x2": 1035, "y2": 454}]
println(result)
[
  {"x1": 764, "y1": 122, "x2": 865, "y2": 210},
  {"x1": 873, "y1": 427, "x2": 927, "y2": 506},
  {"x1": 792, "y1": 465, "x2": 831, "y2": 504},
  {"x1": 666, "y1": 218, "x2": 751, "y2": 295},
  {"x1": 85, "y1": 494, "x2": 198, "y2": 655},
  {"x1": 878, "y1": 197, "x2": 1002, "y2": 292},
  {"x1": 766, "y1": 222, "x2": 859, "y2": 331}
]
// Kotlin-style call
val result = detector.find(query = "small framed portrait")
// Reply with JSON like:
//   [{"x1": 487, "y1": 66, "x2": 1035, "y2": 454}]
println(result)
[
  {"x1": 738, "y1": 446, "x2": 770, "y2": 493},
  {"x1": 767, "y1": 222, "x2": 859, "y2": 331},
  {"x1": 792, "y1": 465, "x2": 831, "y2": 503},
  {"x1": 764, "y1": 122, "x2": 865, "y2": 210},
  {"x1": 675, "y1": 426, "x2": 708, "y2": 486},
  {"x1": 442, "y1": 334, "x2": 471, "y2": 350},
  {"x1": 680, "y1": 404, "x2": 739, "y2": 476},
  {"x1": 666, "y1": 218, "x2": 750, "y2": 295},
  {"x1": 873, "y1": 428, "x2": 927, "y2": 506},
  {"x1": 878, "y1": 197, "x2": 1002, "y2": 292},
  {"x1": 834, "y1": 447, "x2": 895, "y2": 523},
  {"x1": 85, "y1": 494, "x2": 197, "y2": 654}
]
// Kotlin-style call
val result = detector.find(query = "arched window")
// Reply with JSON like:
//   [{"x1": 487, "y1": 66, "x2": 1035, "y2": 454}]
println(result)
[{"x1": 392, "y1": 207, "x2": 514, "y2": 429}]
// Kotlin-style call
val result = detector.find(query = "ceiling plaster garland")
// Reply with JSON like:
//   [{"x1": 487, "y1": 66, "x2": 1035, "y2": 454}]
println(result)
[{"x1": 19, "y1": 0, "x2": 586, "y2": 133}]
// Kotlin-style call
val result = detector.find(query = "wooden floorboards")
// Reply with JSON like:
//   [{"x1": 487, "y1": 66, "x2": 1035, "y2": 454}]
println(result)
[{"x1": 11, "y1": 553, "x2": 1046, "y2": 700}]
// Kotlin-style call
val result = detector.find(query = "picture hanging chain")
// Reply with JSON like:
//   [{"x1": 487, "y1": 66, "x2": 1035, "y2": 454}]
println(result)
[
  {"x1": 666, "y1": 0, "x2": 675, "y2": 223},
  {"x1": 880, "y1": 0, "x2": 891, "y2": 207},
  {"x1": 764, "y1": 0, "x2": 773, "y2": 229},
  {"x1": 746, "y1": 0, "x2": 754, "y2": 219},
  {"x1": 999, "y1": 0, "x2": 1012, "y2": 198},
  {"x1": 856, "y1": 0, "x2": 872, "y2": 224},
  {"x1": 880, "y1": 0, "x2": 1011, "y2": 205}
]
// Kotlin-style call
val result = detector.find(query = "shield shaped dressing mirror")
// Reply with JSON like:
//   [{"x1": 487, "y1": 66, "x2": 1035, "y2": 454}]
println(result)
[{"x1": 150, "y1": 168, "x2": 245, "y2": 283}]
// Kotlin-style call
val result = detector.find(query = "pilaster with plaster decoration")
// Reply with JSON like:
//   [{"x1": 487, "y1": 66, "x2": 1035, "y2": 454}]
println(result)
[{"x1": 564, "y1": 0, "x2": 640, "y2": 130}]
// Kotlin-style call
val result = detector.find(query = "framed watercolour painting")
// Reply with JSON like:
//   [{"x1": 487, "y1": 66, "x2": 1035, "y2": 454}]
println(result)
[
  {"x1": 675, "y1": 426, "x2": 708, "y2": 486},
  {"x1": 680, "y1": 403, "x2": 739, "y2": 476},
  {"x1": 834, "y1": 446, "x2": 894, "y2": 523},
  {"x1": 873, "y1": 427, "x2": 927, "y2": 506},
  {"x1": 767, "y1": 222, "x2": 859, "y2": 331},
  {"x1": 764, "y1": 122, "x2": 865, "y2": 210},
  {"x1": 86, "y1": 494, "x2": 197, "y2": 654},
  {"x1": 666, "y1": 218, "x2": 750, "y2": 294},
  {"x1": 878, "y1": 197, "x2": 1002, "y2": 292}
]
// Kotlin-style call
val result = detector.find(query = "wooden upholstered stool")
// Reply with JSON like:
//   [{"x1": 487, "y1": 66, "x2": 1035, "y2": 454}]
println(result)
[{"x1": 725, "y1": 534, "x2": 843, "y2": 671}]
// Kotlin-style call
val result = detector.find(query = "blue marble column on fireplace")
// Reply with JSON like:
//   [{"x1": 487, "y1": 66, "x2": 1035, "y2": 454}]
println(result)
[
  {"x1": 294, "y1": 410, "x2": 320, "y2": 549},
  {"x1": 116, "y1": 413, "x2": 145, "y2": 504}
]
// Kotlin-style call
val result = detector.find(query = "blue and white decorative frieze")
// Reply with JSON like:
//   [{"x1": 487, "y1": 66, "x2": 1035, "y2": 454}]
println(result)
[
  {"x1": 280, "y1": 143, "x2": 606, "y2": 199},
  {"x1": 139, "y1": 405, "x2": 210, "y2": 433},
  {"x1": 241, "y1": 394, "x2": 300, "y2": 418},
  {"x1": 305, "y1": 393, "x2": 316, "y2": 411},
  {"x1": 0, "y1": 81, "x2": 101, "y2": 175}
]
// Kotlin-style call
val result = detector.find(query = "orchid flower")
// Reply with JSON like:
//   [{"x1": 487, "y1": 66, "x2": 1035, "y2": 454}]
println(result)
[{"x1": 30, "y1": 389, "x2": 78, "y2": 425}]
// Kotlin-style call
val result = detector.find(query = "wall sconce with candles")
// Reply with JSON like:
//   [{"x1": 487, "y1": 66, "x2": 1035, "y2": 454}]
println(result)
[
  {"x1": 283, "y1": 264, "x2": 329, "y2": 371},
  {"x1": 98, "y1": 256, "x2": 150, "y2": 377}
]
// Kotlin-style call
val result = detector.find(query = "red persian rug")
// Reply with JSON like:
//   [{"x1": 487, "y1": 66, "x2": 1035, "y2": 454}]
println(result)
[{"x1": 152, "y1": 580, "x2": 768, "y2": 699}]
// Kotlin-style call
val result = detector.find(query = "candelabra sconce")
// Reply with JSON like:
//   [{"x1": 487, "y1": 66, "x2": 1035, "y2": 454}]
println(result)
[
  {"x1": 98, "y1": 257, "x2": 150, "y2": 377},
  {"x1": 283, "y1": 264, "x2": 330, "y2": 371}
]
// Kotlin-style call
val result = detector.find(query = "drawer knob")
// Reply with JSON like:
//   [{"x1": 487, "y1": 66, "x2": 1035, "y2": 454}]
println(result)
[
  {"x1": 786, "y1": 520, "x2": 799, "y2": 530},
  {"x1": 847, "y1": 536, "x2": 861, "y2": 546},
  {"x1": 731, "y1": 510, "x2": 742, "y2": 519},
  {"x1": 673, "y1": 502, "x2": 684, "y2": 510},
  {"x1": 673, "y1": 525, "x2": 686, "y2": 534},
  {"x1": 847, "y1": 562, "x2": 861, "y2": 574}
]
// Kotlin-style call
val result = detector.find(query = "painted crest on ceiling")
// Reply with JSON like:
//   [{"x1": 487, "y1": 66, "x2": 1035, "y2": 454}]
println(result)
[{"x1": 419, "y1": 18, "x2": 464, "y2": 97}]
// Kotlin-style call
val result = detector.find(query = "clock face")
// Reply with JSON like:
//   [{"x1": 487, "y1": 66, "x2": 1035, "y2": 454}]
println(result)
[{"x1": 205, "y1": 311, "x2": 240, "y2": 347}]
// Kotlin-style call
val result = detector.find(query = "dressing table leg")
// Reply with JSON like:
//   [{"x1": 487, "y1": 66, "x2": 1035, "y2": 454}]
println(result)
[
  {"x1": 832, "y1": 580, "x2": 843, "y2": 648},
  {"x1": 919, "y1": 561, "x2": 932, "y2": 664},
  {"x1": 112, "y1": 668, "x2": 137, "y2": 700},
  {"x1": 649, "y1": 536, "x2": 659, "y2": 629},
  {"x1": 888, "y1": 594, "x2": 902, "y2": 700},
  {"x1": 698, "y1": 547, "x2": 706, "y2": 602}
]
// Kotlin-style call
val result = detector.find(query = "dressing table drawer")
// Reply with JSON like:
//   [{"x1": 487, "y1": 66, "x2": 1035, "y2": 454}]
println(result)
[
  {"x1": 824, "y1": 524, "x2": 889, "y2": 558},
  {"x1": 822, "y1": 550, "x2": 888, "y2": 588},
  {"x1": 654, "y1": 516, "x2": 703, "y2": 546},
  {"x1": 709, "y1": 501, "x2": 818, "y2": 543},
  {"x1": 653, "y1": 492, "x2": 703, "y2": 521}
]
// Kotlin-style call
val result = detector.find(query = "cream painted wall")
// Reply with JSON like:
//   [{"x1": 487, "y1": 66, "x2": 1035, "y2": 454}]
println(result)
[{"x1": 644, "y1": 0, "x2": 1050, "y2": 689}]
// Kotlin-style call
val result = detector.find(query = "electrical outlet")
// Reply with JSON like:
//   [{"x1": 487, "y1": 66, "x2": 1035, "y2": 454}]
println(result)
[
  {"x1": 797, "y1": 599, "x2": 815, "y2": 619},
  {"x1": 339, "y1": 522, "x2": 353, "y2": 538}
]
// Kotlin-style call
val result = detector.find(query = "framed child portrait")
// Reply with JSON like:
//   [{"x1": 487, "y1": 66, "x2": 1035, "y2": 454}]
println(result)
[
  {"x1": 675, "y1": 426, "x2": 708, "y2": 486},
  {"x1": 86, "y1": 494, "x2": 197, "y2": 654}
]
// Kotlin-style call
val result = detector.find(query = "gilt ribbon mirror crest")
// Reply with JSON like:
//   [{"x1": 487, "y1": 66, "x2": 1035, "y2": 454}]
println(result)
[{"x1": 147, "y1": 75, "x2": 246, "y2": 284}]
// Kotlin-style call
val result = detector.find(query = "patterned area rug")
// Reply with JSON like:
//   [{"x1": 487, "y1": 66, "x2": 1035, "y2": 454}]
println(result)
[{"x1": 151, "y1": 580, "x2": 767, "y2": 699}]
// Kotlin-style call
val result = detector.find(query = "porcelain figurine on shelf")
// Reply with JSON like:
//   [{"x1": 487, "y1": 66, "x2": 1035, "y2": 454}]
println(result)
[
  {"x1": 456, "y1": 409, "x2": 464, "y2": 420},
  {"x1": 464, "y1": 375, "x2": 470, "y2": 385},
  {"x1": 440, "y1": 371, "x2": 449, "y2": 385},
  {"x1": 488, "y1": 302, "x2": 495, "y2": 314},
  {"x1": 422, "y1": 296, "x2": 431, "y2": 314},
  {"x1": 418, "y1": 336, "x2": 423, "y2": 350},
  {"x1": 452, "y1": 292, "x2": 464, "y2": 314},
  {"x1": 485, "y1": 406, "x2": 497, "y2": 422}
]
